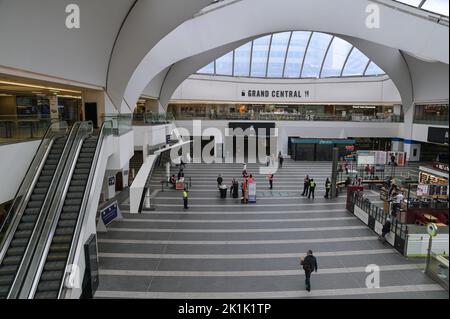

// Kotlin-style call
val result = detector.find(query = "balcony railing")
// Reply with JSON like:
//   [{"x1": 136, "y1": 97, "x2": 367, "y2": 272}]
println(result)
[
  {"x1": 0, "y1": 115, "x2": 54, "y2": 145},
  {"x1": 171, "y1": 112, "x2": 404, "y2": 122}
]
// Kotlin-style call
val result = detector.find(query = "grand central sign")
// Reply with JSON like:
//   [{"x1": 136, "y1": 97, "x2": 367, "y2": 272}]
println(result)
[{"x1": 241, "y1": 89, "x2": 311, "y2": 99}]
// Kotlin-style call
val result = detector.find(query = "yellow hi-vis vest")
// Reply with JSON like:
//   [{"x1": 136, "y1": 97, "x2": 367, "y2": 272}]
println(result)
[
  {"x1": 310, "y1": 181, "x2": 316, "y2": 188},
  {"x1": 183, "y1": 191, "x2": 188, "y2": 199}
]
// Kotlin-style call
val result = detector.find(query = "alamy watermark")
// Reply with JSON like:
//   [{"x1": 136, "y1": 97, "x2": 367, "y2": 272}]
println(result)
[
  {"x1": 169, "y1": 121, "x2": 280, "y2": 174},
  {"x1": 66, "y1": 4, "x2": 80, "y2": 29}
]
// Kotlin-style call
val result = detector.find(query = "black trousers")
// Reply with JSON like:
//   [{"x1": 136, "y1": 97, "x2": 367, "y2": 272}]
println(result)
[
  {"x1": 308, "y1": 188, "x2": 315, "y2": 199},
  {"x1": 305, "y1": 271, "x2": 312, "y2": 291},
  {"x1": 183, "y1": 198, "x2": 188, "y2": 209},
  {"x1": 269, "y1": 180, "x2": 273, "y2": 189},
  {"x1": 325, "y1": 188, "x2": 330, "y2": 198},
  {"x1": 302, "y1": 184, "x2": 309, "y2": 196}
]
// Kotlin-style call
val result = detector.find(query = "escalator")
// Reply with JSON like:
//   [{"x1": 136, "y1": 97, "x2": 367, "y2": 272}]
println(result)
[
  {"x1": 0, "y1": 122, "x2": 78, "y2": 299},
  {"x1": 33, "y1": 136, "x2": 99, "y2": 299},
  {"x1": 22, "y1": 121, "x2": 112, "y2": 299}
]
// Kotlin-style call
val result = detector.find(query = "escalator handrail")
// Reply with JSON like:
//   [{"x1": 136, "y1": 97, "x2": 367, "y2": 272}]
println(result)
[
  {"x1": 0, "y1": 121, "x2": 68, "y2": 262},
  {"x1": 57, "y1": 120, "x2": 113, "y2": 299},
  {"x1": 22, "y1": 121, "x2": 94, "y2": 299},
  {"x1": 6, "y1": 122, "x2": 81, "y2": 299}
]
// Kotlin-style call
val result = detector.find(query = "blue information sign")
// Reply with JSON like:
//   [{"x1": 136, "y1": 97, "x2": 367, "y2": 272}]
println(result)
[{"x1": 100, "y1": 201, "x2": 119, "y2": 226}]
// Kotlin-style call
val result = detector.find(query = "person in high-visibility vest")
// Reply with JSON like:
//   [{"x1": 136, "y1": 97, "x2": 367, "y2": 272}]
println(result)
[
  {"x1": 324, "y1": 178, "x2": 331, "y2": 199},
  {"x1": 182, "y1": 188, "x2": 189, "y2": 209},
  {"x1": 308, "y1": 179, "x2": 316, "y2": 199}
]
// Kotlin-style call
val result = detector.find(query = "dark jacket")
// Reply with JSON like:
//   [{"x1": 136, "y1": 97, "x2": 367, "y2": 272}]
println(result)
[
  {"x1": 382, "y1": 221, "x2": 391, "y2": 234},
  {"x1": 301, "y1": 255, "x2": 318, "y2": 273}
]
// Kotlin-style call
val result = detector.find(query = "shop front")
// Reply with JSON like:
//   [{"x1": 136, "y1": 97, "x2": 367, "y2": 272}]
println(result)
[{"x1": 289, "y1": 138, "x2": 355, "y2": 161}]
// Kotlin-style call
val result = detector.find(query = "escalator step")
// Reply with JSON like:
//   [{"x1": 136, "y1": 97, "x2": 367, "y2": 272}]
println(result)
[
  {"x1": 14, "y1": 230, "x2": 32, "y2": 238},
  {"x1": 10, "y1": 238, "x2": 28, "y2": 247},
  {"x1": 6, "y1": 246, "x2": 26, "y2": 257},
  {"x1": 59, "y1": 213, "x2": 78, "y2": 220},
  {"x1": 44, "y1": 261, "x2": 66, "y2": 271},
  {"x1": 57, "y1": 220, "x2": 77, "y2": 228},
  {"x1": 17, "y1": 222, "x2": 35, "y2": 231},
  {"x1": 0, "y1": 286, "x2": 11, "y2": 297},
  {"x1": 0, "y1": 265, "x2": 18, "y2": 275},
  {"x1": 36, "y1": 182, "x2": 50, "y2": 188},
  {"x1": 37, "y1": 280, "x2": 61, "y2": 292},
  {"x1": 78, "y1": 158, "x2": 93, "y2": 163},
  {"x1": 76, "y1": 163, "x2": 92, "y2": 169},
  {"x1": 72, "y1": 174, "x2": 88, "y2": 181},
  {"x1": 27, "y1": 201, "x2": 43, "y2": 209},
  {"x1": 0, "y1": 276, "x2": 15, "y2": 286},
  {"x1": 33, "y1": 188, "x2": 47, "y2": 195},
  {"x1": 68, "y1": 186, "x2": 85, "y2": 193},
  {"x1": 22, "y1": 215, "x2": 38, "y2": 223},
  {"x1": 40, "y1": 169, "x2": 54, "y2": 176},
  {"x1": 66, "y1": 192, "x2": 83, "y2": 200},
  {"x1": 55, "y1": 227, "x2": 75, "y2": 236},
  {"x1": 74, "y1": 168, "x2": 90, "y2": 174},
  {"x1": 62, "y1": 206, "x2": 79, "y2": 213},
  {"x1": 24, "y1": 208, "x2": 40, "y2": 215},
  {"x1": 34, "y1": 290, "x2": 58, "y2": 299},
  {"x1": 64, "y1": 199, "x2": 82, "y2": 206},
  {"x1": 31, "y1": 194, "x2": 45, "y2": 201},
  {"x1": 71, "y1": 180, "x2": 86, "y2": 186},
  {"x1": 46, "y1": 252, "x2": 67, "y2": 262},
  {"x1": 46, "y1": 160, "x2": 59, "y2": 165},
  {"x1": 81, "y1": 147, "x2": 96, "y2": 153},
  {"x1": 49, "y1": 244, "x2": 71, "y2": 253},
  {"x1": 40, "y1": 270, "x2": 64, "y2": 282},
  {"x1": 39, "y1": 176, "x2": 52, "y2": 182},
  {"x1": 43, "y1": 164, "x2": 57, "y2": 170},
  {"x1": 78, "y1": 153, "x2": 93, "y2": 158},
  {"x1": 2, "y1": 256, "x2": 21, "y2": 265},
  {"x1": 52, "y1": 236, "x2": 72, "y2": 244}
]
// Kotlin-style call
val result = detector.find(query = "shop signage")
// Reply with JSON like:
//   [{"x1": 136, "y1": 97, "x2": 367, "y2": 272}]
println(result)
[
  {"x1": 241, "y1": 89, "x2": 311, "y2": 99},
  {"x1": 433, "y1": 162, "x2": 449, "y2": 172},
  {"x1": 428, "y1": 127, "x2": 449, "y2": 145}
]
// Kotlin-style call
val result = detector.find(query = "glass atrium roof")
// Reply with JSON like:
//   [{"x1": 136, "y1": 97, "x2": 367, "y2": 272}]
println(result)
[
  {"x1": 197, "y1": 31, "x2": 386, "y2": 79},
  {"x1": 393, "y1": 0, "x2": 449, "y2": 17}
]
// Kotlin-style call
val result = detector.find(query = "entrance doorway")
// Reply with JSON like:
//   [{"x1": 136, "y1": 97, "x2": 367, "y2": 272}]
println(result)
[{"x1": 85, "y1": 102, "x2": 98, "y2": 129}]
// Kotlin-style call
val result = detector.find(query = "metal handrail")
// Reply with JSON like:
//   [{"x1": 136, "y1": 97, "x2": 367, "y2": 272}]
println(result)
[
  {"x1": 57, "y1": 120, "x2": 113, "y2": 299},
  {"x1": 6, "y1": 122, "x2": 81, "y2": 299},
  {"x1": 23, "y1": 122, "x2": 94, "y2": 299},
  {"x1": 0, "y1": 120, "x2": 64, "y2": 239}
]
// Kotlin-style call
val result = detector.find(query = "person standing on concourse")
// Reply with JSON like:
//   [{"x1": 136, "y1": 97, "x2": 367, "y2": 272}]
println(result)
[
  {"x1": 308, "y1": 179, "x2": 316, "y2": 199},
  {"x1": 300, "y1": 250, "x2": 318, "y2": 292}
]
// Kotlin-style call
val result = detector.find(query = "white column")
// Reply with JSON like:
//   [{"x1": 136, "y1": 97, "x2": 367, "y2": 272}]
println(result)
[{"x1": 404, "y1": 141, "x2": 421, "y2": 162}]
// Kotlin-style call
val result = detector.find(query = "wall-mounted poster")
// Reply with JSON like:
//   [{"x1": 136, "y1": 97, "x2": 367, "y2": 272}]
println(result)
[{"x1": 416, "y1": 184, "x2": 429, "y2": 196}]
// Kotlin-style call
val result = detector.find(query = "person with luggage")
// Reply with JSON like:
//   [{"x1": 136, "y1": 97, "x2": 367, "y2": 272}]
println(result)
[
  {"x1": 308, "y1": 179, "x2": 316, "y2": 199},
  {"x1": 302, "y1": 175, "x2": 310, "y2": 197},
  {"x1": 300, "y1": 250, "x2": 318, "y2": 292},
  {"x1": 182, "y1": 188, "x2": 189, "y2": 209},
  {"x1": 324, "y1": 178, "x2": 331, "y2": 199}
]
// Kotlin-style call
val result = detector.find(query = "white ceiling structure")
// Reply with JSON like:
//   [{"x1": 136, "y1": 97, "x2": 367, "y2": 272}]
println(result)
[{"x1": 0, "y1": 0, "x2": 448, "y2": 114}]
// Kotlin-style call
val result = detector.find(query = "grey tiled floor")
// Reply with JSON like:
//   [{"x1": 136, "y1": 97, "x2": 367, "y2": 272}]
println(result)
[{"x1": 95, "y1": 161, "x2": 448, "y2": 299}]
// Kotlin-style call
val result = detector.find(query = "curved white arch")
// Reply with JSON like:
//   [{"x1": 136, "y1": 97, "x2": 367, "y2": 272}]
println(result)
[
  {"x1": 113, "y1": 0, "x2": 448, "y2": 112},
  {"x1": 156, "y1": 34, "x2": 413, "y2": 110}
]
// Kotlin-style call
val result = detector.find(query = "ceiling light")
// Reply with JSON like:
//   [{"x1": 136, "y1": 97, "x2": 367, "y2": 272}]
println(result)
[{"x1": 0, "y1": 80, "x2": 82, "y2": 94}]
